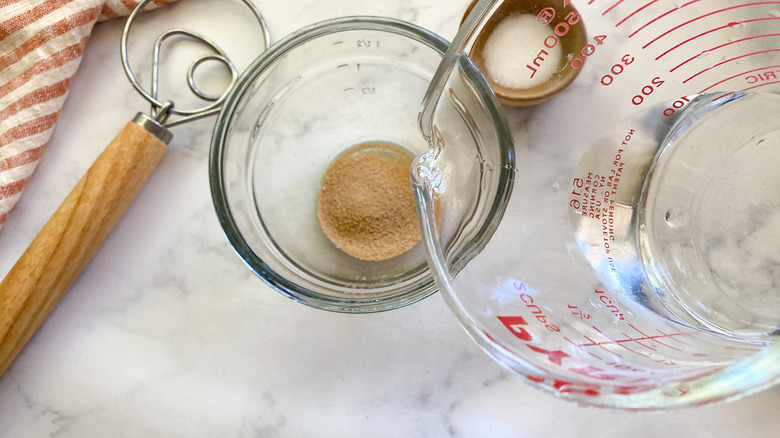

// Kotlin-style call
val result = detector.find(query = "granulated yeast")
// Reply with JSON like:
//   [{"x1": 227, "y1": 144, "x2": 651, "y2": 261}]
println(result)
[{"x1": 317, "y1": 142, "x2": 420, "y2": 261}]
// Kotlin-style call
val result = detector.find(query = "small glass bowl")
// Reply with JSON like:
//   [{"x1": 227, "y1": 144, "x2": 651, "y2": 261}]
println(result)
[{"x1": 209, "y1": 16, "x2": 511, "y2": 312}]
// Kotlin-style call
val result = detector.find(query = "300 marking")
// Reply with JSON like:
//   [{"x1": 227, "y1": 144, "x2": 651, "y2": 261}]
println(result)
[{"x1": 600, "y1": 54, "x2": 635, "y2": 85}]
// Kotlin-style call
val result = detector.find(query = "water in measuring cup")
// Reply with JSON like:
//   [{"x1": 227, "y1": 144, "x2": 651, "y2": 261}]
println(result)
[
  {"x1": 407, "y1": 0, "x2": 780, "y2": 407},
  {"x1": 570, "y1": 92, "x2": 780, "y2": 341}
]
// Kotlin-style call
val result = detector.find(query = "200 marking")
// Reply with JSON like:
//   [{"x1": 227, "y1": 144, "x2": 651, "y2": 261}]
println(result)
[{"x1": 631, "y1": 77, "x2": 665, "y2": 105}]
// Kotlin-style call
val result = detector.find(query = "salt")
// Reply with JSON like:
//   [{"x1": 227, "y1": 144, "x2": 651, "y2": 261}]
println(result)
[{"x1": 482, "y1": 13, "x2": 563, "y2": 90}]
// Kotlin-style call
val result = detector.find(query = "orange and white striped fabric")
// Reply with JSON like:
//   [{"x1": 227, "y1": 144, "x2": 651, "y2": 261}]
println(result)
[{"x1": 0, "y1": 0, "x2": 176, "y2": 230}]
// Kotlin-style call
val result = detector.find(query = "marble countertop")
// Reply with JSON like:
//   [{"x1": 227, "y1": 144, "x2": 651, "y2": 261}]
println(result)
[{"x1": 1, "y1": 0, "x2": 779, "y2": 436}]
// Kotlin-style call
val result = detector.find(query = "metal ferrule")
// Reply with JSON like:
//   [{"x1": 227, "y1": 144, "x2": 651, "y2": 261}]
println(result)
[{"x1": 132, "y1": 112, "x2": 173, "y2": 145}]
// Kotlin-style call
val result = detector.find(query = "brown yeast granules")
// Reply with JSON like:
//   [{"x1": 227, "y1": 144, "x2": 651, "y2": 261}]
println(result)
[{"x1": 317, "y1": 142, "x2": 420, "y2": 261}]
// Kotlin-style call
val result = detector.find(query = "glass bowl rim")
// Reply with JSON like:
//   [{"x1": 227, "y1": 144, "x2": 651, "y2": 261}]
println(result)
[{"x1": 208, "y1": 16, "x2": 484, "y2": 312}]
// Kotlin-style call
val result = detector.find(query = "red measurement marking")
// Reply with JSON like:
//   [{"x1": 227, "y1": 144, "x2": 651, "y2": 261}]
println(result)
[
  {"x1": 684, "y1": 49, "x2": 780, "y2": 84},
  {"x1": 565, "y1": 336, "x2": 604, "y2": 360},
  {"x1": 661, "y1": 324, "x2": 698, "y2": 344},
  {"x1": 631, "y1": 324, "x2": 682, "y2": 351},
  {"x1": 657, "y1": 17, "x2": 780, "y2": 62},
  {"x1": 643, "y1": 2, "x2": 780, "y2": 49},
  {"x1": 583, "y1": 334, "x2": 623, "y2": 357},
  {"x1": 590, "y1": 327, "x2": 653, "y2": 359},
  {"x1": 588, "y1": 0, "x2": 597, "y2": 5},
  {"x1": 625, "y1": 334, "x2": 658, "y2": 351},
  {"x1": 671, "y1": 34, "x2": 780, "y2": 72},
  {"x1": 616, "y1": 0, "x2": 658, "y2": 28},
  {"x1": 629, "y1": 0, "x2": 702, "y2": 39},
  {"x1": 581, "y1": 329, "x2": 690, "y2": 347},
  {"x1": 699, "y1": 64, "x2": 780, "y2": 92},
  {"x1": 603, "y1": 0, "x2": 625, "y2": 16}
]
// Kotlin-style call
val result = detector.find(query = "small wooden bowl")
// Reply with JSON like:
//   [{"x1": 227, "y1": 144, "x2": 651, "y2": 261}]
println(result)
[{"x1": 461, "y1": 0, "x2": 587, "y2": 106}]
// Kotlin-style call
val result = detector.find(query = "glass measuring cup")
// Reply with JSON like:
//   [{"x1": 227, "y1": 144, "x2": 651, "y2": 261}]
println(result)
[
  {"x1": 210, "y1": 17, "x2": 510, "y2": 312},
  {"x1": 414, "y1": 0, "x2": 780, "y2": 408}
]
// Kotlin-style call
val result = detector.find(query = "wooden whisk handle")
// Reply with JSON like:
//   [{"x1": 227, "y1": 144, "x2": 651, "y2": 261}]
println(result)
[{"x1": 0, "y1": 116, "x2": 170, "y2": 377}]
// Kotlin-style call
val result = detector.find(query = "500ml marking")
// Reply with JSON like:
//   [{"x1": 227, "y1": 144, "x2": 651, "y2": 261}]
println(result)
[{"x1": 529, "y1": 7, "x2": 606, "y2": 77}]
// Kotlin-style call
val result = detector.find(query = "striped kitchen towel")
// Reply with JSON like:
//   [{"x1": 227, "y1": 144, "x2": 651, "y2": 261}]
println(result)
[{"x1": 0, "y1": 0, "x2": 176, "y2": 230}]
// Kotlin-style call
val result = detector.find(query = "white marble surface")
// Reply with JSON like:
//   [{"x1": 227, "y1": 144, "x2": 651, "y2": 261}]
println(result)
[{"x1": 1, "y1": 0, "x2": 779, "y2": 436}]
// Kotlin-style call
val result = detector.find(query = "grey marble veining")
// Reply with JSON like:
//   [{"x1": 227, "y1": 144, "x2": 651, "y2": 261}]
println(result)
[{"x1": 1, "y1": 0, "x2": 779, "y2": 437}]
